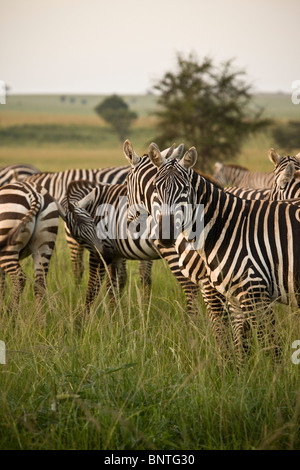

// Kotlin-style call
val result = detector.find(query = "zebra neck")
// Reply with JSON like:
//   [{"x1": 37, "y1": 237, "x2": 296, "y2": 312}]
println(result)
[{"x1": 193, "y1": 174, "x2": 248, "y2": 255}]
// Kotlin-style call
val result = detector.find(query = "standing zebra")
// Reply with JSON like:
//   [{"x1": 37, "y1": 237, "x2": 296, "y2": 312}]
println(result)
[
  {"x1": 224, "y1": 149, "x2": 300, "y2": 201},
  {"x1": 0, "y1": 181, "x2": 59, "y2": 308},
  {"x1": 213, "y1": 161, "x2": 274, "y2": 188},
  {"x1": 123, "y1": 140, "x2": 229, "y2": 342},
  {"x1": 25, "y1": 165, "x2": 130, "y2": 280},
  {"x1": 267, "y1": 150, "x2": 300, "y2": 200},
  {"x1": 148, "y1": 145, "x2": 300, "y2": 362},
  {"x1": 58, "y1": 177, "x2": 200, "y2": 313},
  {"x1": 0, "y1": 163, "x2": 40, "y2": 186}
]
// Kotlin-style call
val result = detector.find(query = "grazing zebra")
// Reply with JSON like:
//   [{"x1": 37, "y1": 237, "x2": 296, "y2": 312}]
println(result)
[
  {"x1": 148, "y1": 145, "x2": 300, "y2": 363},
  {"x1": 0, "y1": 181, "x2": 59, "y2": 307},
  {"x1": 0, "y1": 163, "x2": 40, "y2": 186},
  {"x1": 25, "y1": 165, "x2": 130, "y2": 280},
  {"x1": 213, "y1": 162, "x2": 274, "y2": 188},
  {"x1": 58, "y1": 176, "x2": 200, "y2": 312}
]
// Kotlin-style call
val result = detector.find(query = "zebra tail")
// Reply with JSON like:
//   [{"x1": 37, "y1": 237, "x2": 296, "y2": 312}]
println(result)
[{"x1": 2, "y1": 193, "x2": 42, "y2": 247}]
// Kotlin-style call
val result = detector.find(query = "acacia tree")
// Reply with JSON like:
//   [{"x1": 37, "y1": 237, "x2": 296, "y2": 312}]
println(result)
[
  {"x1": 94, "y1": 94, "x2": 137, "y2": 143},
  {"x1": 153, "y1": 53, "x2": 270, "y2": 172}
]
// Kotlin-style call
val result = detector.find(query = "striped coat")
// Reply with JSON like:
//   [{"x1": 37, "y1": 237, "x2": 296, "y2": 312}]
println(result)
[
  {"x1": 25, "y1": 166, "x2": 130, "y2": 280},
  {"x1": 0, "y1": 181, "x2": 59, "y2": 307},
  {"x1": 59, "y1": 179, "x2": 199, "y2": 312},
  {"x1": 0, "y1": 163, "x2": 40, "y2": 186},
  {"x1": 149, "y1": 147, "x2": 300, "y2": 362},
  {"x1": 213, "y1": 162, "x2": 274, "y2": 188}
]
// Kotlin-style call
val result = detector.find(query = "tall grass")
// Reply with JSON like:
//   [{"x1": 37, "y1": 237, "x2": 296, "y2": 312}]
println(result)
[
  {"x1": 0, "y1": 227, "x2": 300, "y2": 450},
  {"x1": 1, "y1": 93, "x2": 300, "y2": 450}
]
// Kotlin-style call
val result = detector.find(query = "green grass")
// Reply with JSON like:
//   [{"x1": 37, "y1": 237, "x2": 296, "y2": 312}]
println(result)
[
  {"x1": 0, "y1": 227, "x2": 300, "y2": 450},
  {"x1": 0, "y1": 124, "x2": 154, "y2": 149},
  {"x1": 0, "y1": 93, "x2": 300, "y2": 450}
]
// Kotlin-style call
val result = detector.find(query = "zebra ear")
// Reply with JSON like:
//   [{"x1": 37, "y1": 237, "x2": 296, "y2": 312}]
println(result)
[
  {"x1": 214, "y1": 162, "x2": 223, "y2": 172},
  {"x1": 76, "y1": 188, "x2": 97, "y2": 209},
  {"x1": 179, "y1": 147, "x2": 197, "y2": 169},
  {"x1": 149, "y1": 142, "x2": 166, "y2": 167},
  {"x1": 277, "y1": 162, "x2": 295, "y2": 188},
  {"x1": 55, "y1": 200, "x2": 67, "y2": 222},
  {"x1": 123, "y1": 139, "x2": 141, "y2": 166},
  {"x1": 174, "y1": 143, "x2": 185, "y2": 160},
  {"x1": 269, "y1": 148, "x2": 280, "y2": 166},
  {"x1": 161, "y1": 143, "x2": 176, "y2": 159}
]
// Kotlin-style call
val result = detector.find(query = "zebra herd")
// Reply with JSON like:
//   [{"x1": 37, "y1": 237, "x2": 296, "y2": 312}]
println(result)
[{"x1": 1, "y1": 144, "x2": 300, "y2": 365}]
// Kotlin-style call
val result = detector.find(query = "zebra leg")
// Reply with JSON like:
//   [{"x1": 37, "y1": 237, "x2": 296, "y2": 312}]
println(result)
[
  {"x1": 65, "y1": 226, "x2": 85, "y2": 282},
  {"x1": 106, "y1": 260, "x2": 127, "y2": 305},
  {"x1": 2, "y1": 260, "x2": 26, "y2": 310},
  {"x1": 232, "y1": 288, "x2": 278, "y2": 365},
  {"x1": 31, "y1": 250, "x2": 52, "y2": 305},
  {"x1": 0, "y1": 268, "x2": 5, "y2": 301},
  {"x1": 200, "y1": 278, "x2": 230, "y2": 354},
  {"x1": 138, "y1": 260, "x2": 152, "y2": 293},
  {"x1": 85, "y1": 253, "x2": 105, "y2": 310},
  {"x1": 157, "y1": 245, "x2": 200, "y2": 314}
]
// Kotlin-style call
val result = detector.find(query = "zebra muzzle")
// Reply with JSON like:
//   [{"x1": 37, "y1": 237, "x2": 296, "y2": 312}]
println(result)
[{"x1": 158, "y1": 213, "x2": 175, "y2": 247}]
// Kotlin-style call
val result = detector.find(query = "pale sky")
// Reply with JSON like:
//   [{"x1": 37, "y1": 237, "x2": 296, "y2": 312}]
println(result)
[{"x1": 1, "y1": 0, "x2": 300, "y2": 94}]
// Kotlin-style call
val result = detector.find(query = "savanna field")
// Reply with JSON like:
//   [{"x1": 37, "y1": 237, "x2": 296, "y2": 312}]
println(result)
[{"x1": 1, "y1": 93, "x2": 300, "y2": 450}]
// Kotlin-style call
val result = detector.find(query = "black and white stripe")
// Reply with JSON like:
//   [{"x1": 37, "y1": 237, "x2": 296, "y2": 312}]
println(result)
[
  {"x1": 124, "y1": 141, "x2": 224, "y2": 336},
  {"x1": 59, "y1": 177, "x2": 200, "y2": 312},
  {"x1": 267, "y1": 150, "x2": 300, "y2": 200},
  {"x1": 224, "y1": 150, "x2": 300, "y2": 202},
  {"x1": 149, "y1": 147, "x2": 300, "y2": 362},
  {"x1": 0, "y1": 163, "x2": 40, "y2": 186},
  {"x1": 0, "y1": 181, "x2": 59, "y2": 307},
  {"x1": 213, "y1": 161, "x2": 274, "y2": 188},
  {"x1": 25, "y1": 165, "x2": 130, "y2": 280}
]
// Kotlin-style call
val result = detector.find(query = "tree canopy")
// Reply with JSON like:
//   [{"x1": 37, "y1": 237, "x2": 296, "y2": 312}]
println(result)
[
  {"x1": 94, "y1": 94, "x2": 137, "y2": 143},
  {"x1": 152, "y1": 53, "x2": 270, "y2": 172}
]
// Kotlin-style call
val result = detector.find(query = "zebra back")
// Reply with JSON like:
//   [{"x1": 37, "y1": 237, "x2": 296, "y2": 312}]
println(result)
[
  {"x1": 225, "y1": 186, "x2": 270, "y2": 200},
  {"x1": 0, "y1": 164, "x2": 40, "y2": 187},
  {"x1": 25, "y1": 165, "x2": 130, "y2": 202},
  {"x1": 213, "y1": 162, "x2": 274, "y2": 188}
]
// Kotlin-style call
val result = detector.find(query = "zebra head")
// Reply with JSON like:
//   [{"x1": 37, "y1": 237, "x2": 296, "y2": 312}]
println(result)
[
  {"x1": 149, "y1": 144, "x2": 197, "y2": 248},
  {"x1": 123, "y1": 139, "x2": 185, "y2": 228},
  {"x1": 59, "y1": 189, "x2": 105, "y2": 257},
  {"x1": 268, "y1": 148, "x2": 300, "y2": 199}
]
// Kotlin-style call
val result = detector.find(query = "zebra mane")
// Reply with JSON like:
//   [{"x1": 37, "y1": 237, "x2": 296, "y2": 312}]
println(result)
[
  {"x1": 222, "y1": 163, "x2": 250, "y2": 171},
  {"x1": 194, "y1": 170, "x2": 224, "y2": 189}
]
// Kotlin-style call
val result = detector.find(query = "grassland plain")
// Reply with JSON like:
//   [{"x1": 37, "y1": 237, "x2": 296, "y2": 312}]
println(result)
[{"x1": 0, "y1": 93, "x2": 300, "y2": 450}]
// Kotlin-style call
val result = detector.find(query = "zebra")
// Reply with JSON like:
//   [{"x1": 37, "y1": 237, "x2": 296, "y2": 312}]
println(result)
[
  {"x1": 0, "y1": 181, "x2": 59, "y2": 308},
  {"x1": 224, "y1": 149, "x2": 300, "y2": 202},
  {"x1": 0, "y1": 163, "x2": 40, "y2": 186},
  {"x1": 267, "y1": 149, "x2": 300, "y2": 200},
  {"x1": 123, "y1": 140, "x2": 230, "y2": 345},
  {"x1": 25, "y1": 165, "x2": 130, "y2": 281},
  {"x1": 213, "y1": 161, "x2": 274, "y2": 188},
  {"x1": 147, "y1": 144, "x2": 300, "y2": 363},
  {"x1": 58, "y1": 176, "x2": 200, "y2": 313}
]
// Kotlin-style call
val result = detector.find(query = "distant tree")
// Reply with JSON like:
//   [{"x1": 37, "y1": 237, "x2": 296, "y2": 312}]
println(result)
[
  {"x1": 152, "y1": 53, "x2": 271, "y2": 172},
  {"x1": 94, "y1": 94, "x2": 137, "y2": 142},
  {"x1": 272, "y1": 120, "x2": 300, "y2": 152}
]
